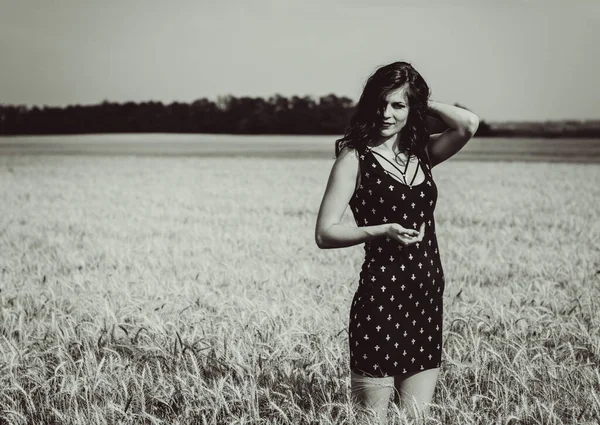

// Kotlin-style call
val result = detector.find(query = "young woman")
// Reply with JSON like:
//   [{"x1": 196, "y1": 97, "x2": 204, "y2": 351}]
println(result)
[{"x1": 315, "y1": 61, "x2": 479, "y2": 424}]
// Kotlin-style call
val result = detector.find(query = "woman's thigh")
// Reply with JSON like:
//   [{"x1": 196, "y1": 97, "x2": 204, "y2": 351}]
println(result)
[
  {"x1": 350, "y1": 370, "x2": 394, "y2": 412},
  {"x1": 393, "y1": 368, "x2": 440, "y2": 414}
]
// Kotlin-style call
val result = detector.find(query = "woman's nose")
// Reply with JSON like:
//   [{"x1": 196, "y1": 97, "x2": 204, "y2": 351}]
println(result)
[{"x1": 382, "y1": 104, "x2": 393, "y2": 118}]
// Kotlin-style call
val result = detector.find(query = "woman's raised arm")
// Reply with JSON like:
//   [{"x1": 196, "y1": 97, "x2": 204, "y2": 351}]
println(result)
[{"x1": 426, "y1": 100, "x2": 479, "y2": 167}]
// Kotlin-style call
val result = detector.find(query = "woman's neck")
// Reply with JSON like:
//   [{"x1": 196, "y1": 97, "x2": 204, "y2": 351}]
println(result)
[{"x1": 369, "y1": 134, "x2": 403, "y2": 154}]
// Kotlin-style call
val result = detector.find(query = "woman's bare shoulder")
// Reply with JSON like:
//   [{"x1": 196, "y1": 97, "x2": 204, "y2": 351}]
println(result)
[
  {"x1": 333, "y1": 146, "x2": 360, "y2": 173},
  {"x1": 337, "y1": 145, "x2": 360, "y2": 162},
  {"x1": 333, "y1": 146, "x2": 361, "y2": 189}
]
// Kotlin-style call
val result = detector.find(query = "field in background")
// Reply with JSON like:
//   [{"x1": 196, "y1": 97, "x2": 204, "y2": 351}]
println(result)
[
  {"x1": 1, "y1": 144, "x2": 600, "y2": 423},
  {"x1": 1, "y1": 133, "x2": 600, "y2": 163}
]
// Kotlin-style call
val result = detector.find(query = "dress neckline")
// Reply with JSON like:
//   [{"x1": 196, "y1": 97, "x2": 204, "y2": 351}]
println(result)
[{"x1": 365, "y1": 147, "x2": 428, "y2": 189}]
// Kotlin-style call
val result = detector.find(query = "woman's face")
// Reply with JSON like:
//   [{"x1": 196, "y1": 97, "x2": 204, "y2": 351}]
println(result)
[{"x1": 378, "y1": 85, "x2": 410, "y2": 138}]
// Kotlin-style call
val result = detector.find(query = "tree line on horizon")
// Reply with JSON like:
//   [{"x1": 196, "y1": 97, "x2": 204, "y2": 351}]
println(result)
[{"x1": 1, "y1": 94, "x2": 599, "y2": 137}]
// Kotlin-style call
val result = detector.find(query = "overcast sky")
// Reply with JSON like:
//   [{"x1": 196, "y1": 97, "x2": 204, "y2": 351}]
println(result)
[{"x1": 1, "y1": 0, "x2": 598, "y2": 122}]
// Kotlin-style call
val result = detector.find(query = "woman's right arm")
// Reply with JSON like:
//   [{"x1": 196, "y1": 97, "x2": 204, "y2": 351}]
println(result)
[{"x1": 315, "y1": 147, "x2": 388, "y2": 249}]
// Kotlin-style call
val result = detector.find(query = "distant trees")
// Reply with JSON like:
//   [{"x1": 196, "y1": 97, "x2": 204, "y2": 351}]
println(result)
[
  {"x1": 0, "y1": 95, "x2": 355, "y2": 136},
  {"x1": 1, "y1": 97, "x2": 598, "y2": 137}
]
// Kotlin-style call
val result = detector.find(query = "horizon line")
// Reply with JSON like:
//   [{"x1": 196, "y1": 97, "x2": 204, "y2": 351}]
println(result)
[{"x1": 2, "y1": 97, "x2": 599, "y2": 125}]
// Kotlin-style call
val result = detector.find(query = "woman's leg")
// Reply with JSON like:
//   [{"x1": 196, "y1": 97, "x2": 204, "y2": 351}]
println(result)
[
  {"x1": 350, "y1": 370, "x2": 395, "y2": 425},
  {"x1": 393, "y1": 367, "x2": 440, "y2": 423}
]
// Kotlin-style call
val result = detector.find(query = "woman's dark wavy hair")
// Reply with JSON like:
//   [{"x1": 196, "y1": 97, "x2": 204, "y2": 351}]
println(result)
[{"x1": 335, "y1": 61, "x2": 430, "y2": 162}]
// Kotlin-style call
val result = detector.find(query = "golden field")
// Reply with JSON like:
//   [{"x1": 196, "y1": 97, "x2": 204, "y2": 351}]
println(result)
[{"x1": 0, "y1": 139, "x2": 599, "y2": 424}]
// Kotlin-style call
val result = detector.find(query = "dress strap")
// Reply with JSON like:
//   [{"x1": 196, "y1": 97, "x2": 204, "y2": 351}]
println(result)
[{"x1": 419, "y1": 145, "x2": 433, "y2": 176}]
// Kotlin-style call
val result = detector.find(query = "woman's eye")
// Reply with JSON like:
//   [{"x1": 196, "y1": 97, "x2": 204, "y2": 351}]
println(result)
[{"x1": 393, "y1": 104, "x2": 405, "y2": 109}]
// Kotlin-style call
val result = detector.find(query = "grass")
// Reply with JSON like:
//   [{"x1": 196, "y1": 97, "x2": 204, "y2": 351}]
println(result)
[{"x1": 0, "y1": 153, "x2": 599, "y2": 424}]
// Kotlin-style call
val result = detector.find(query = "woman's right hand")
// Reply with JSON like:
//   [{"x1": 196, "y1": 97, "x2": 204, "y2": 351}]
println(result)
[{"x1": 385, "y1": 222, "x2": 425, "y2": 246}]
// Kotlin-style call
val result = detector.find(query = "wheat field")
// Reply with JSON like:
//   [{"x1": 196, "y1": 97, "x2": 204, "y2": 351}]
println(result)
[{"x1": 0, "y1": 148, "x2": 599, "y2": 424}]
